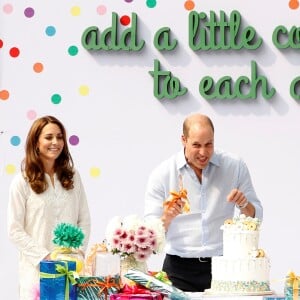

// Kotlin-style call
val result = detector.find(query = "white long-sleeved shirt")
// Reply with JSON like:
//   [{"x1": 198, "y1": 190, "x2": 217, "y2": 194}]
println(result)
[
  {"x1": 7, "y1": 170, "x2": 91, "y2": 300},
  {"x1": 144, "y1": 149, "x2": 263, "y2": 258}
]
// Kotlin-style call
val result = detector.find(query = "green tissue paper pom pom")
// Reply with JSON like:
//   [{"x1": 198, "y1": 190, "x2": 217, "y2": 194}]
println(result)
[{"x1": 53, "y1": 222, "x2": 85, "y2": 249}]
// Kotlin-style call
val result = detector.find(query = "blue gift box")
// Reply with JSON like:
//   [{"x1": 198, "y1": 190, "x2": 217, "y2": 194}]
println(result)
[{"x1": 40, "y1": 260, "x2": 77, "y2": 300}]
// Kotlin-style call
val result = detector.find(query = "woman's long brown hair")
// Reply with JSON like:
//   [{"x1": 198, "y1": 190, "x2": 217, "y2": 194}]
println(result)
[{"x1": 22, "y1": 115, "x2": 74, "y2": 194}]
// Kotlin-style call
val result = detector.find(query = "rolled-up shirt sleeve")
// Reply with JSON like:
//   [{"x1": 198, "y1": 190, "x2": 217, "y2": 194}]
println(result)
[{"x1": 236, "y1": 159, "x2": 263, "y2": 220}]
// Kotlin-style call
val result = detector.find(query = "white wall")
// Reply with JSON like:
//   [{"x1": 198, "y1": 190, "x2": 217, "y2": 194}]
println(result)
[{"x1": 1, "y1": 0, "x2": 300, "y2": 298}]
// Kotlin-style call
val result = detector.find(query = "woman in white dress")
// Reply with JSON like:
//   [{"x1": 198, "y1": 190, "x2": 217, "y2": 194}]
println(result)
[{"x1": 7, "y1": 115, "x2": 91, "y2": 300}]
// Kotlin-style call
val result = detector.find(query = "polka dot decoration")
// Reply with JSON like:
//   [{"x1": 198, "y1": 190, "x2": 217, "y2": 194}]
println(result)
[
  {"x1": 184, "y1": 0, "x2": 195, "y2": 10},
  {"x1": 79, "y1": 85, "x2": 90, "y2": 96},
  {"x1": 9, "y1": 47, "x2": 20, "y2": 58},
  {"x1": 24, "y1": 7, "x2": 35, "y2": 18},
  {"x1": 120, "y1": 15, "x2": 131, "y2": 26},
  {"x1": 90, "y1": 167, "x2": 101, "y2": 178},
  {"x1": 51, "y1": 94, "x2": 62, "y2": 104},
  {"x1": 5, "y1": 164, "x2": 16, "y2": 175},
  {"x1": 0, "y1": 90, "x2": 9, "y2": 101},
  {"x1": 69, "y1": 135, "x2": 80, "y2": 146},
  {"x1": 68, "y1": 45, "x2": 79, "y2": 56},
  {"x1": 289, "y1": 0, "x2": 299, "y2": 9},
  {"x1": 96, "y1": 5, "x2": 107, "y2": 15},
  {"x1": 0, "y1": 1, "x2": 161, "y2": 179},
  {"x1": 33, "y1": 62, "x2": 44, "y2": 73},
  {"x1": 70, "y1": 6, "x2": 81, "y2": 16},
  {"x1": 26, "y1": 110, "x2": 37, "y2": 120},
  {"x1": 2, "y1": 3, "x2": 13, "y2": 14},
  {"x1": 146, "y1": 0, "x2": 157, "y2": 8},
  {"x1": 45, "y1": 26, "x2": 56, "y2": 37},
  {"x1": 10, "y1": 136, "x2": 21, "y2": 146}
]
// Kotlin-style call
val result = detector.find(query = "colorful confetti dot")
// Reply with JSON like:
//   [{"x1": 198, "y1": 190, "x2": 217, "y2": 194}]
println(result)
[
  {"x1": 68, "y1": 45, "x2": 79, "y2": 56},
  {"x1": 9, "y1": 47, "x2": 20, "y2": 58},
  {"x1": 0, "y1": 89, "x2": 9, "y2": 100},
  {"x1": 90, "y1": 167, "x2": 101, "y2": 178},
  {"x1": 45, "y1": 26, "x2": 56, "y2": 37},
  {"x1": 51, "y1": 94, "x2": 62, "y2": 104},
  {"x1": 26, "y1": 110, "x2": 37, "y2": 120},
  {"x1": 69, "y1": 135, "x2": 79, "y2": 145},
  {"x1": 146, "y1": 0, "x2": 157, "y2": 8},
  {"x1": 10, "y1": 135, "x2": 21, "y2": 146},
  {"x1": 5, "y1": 164, "x2": 16, "y2": 175},
  {"x1": 33, "y1": 62, "x2": 44, "y2": 73},
  {"x1": 0, "y1": 39, "x2": 3, "y2": 48},
  {"x1": 120, "y1": 15, "x2": 130, "y2": 26},
  {"x1": 96, "y1": 5, "x2": 107, "y2": 15},
  {"x1": 24, "y1": 7, "x2": 34, "y2": 18},
  {"x1": 70, "y1": 6, "x2": 81, "y2": 16},
  {"x1": 79, "y1": 85, "x2": 89, "y2": 96},
  {"x1": 184, "y1": 0, "x2": 195, "y2": 10},
  {"x1": 289, "y1": 0, "x2": 299, "y2": 9},
  {"x1": 3, "y1": 4, "x2": 13, "y2": 14}
]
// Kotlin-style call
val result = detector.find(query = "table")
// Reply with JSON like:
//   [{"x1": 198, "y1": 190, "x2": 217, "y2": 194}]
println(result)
[{"x1": 187, "y1": 292, "x2": 285, "y2": 300}]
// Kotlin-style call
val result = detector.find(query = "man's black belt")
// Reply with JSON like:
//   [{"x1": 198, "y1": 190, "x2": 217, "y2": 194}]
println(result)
[{"x1": 166, "y1": 253, "x2": 211, "y2": 263}]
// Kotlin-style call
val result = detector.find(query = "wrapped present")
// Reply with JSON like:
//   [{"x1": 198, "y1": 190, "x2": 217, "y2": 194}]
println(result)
[
  {"x1": 76, "y1": 275, "x2": 121, "y2": 300},
  {"x1": 51, "y1": 223, "x2": 86, "y2": 274},
  {"x1": 148, "y1": 271, "x2": 172, "y2": 286},
  {"x1": 110, "y1": 284, "x2": 163, "y2": 300},
  {"x1": 85, "y1": 243, "x2": 107, "y2": 275},
  {"x1": 124, "y1": 269, "x2": 190, "y2": 300},
  {"x1": 51, "y1": 246, "x2": 85, "y2": 274},
  {"x1": 85, "y1": 243, "x2": 120, "y2": 276},
  {"x1": 110, "y1": 292, "x2": 162, "y2": 300},
  {"x1": 40, "y1": 260, "x2": 77, "y2": 300},
  {"x1": 284, "y1": 271, "x2": 300, "y2": 300}
]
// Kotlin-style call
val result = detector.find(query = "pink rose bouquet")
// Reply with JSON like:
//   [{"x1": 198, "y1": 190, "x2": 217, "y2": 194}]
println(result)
[{"x1": 105, "y1": 215, "x2": 165, "y2": 262}]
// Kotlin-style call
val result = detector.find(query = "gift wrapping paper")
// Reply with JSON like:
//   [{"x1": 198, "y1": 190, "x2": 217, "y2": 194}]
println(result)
[
  {"x1": 76, "y1": 275, "x2": 121, "y2": 300},
  {"x1": 110, "y1": 283, "x2": 163, "y2": 300},
  {"x1": 110, "y1": 292, "x2": 162, "y2": 300},
  {"x1": 285, "y1": 286, "x2": 300, "y2": 300},
  {"x1": 285, "y1": 271, "x2": 300, "y2": 300},
  {"x1": 124, "y1": 269, "x2": 190, "y2": 300},
  {"x1": 40, "y1": 260, "x2": 77, "y2": 300}
]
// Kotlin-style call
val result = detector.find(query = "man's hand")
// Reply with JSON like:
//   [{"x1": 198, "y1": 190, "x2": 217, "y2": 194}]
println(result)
[
  {"x1": 227, "y1": 188, "x2": 255, "y2": 217},
  {"x1": 161, "y1": 196, "x2": 185, "y2": 231}
]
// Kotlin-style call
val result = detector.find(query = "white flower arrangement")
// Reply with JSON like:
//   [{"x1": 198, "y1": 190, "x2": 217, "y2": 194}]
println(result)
[{"x1": 221, "y1": 214, "x2": 261, "y2": 231}]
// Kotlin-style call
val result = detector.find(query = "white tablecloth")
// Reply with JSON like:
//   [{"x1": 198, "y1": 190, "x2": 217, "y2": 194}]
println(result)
[{"x1": 187, "y1": 292, "x2": 285, "y2": 300}]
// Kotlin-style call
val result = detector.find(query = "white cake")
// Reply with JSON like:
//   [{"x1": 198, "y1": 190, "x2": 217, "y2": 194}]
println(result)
[{"x1": 208, "y1": 214, "x2": 271, "y2": 294}]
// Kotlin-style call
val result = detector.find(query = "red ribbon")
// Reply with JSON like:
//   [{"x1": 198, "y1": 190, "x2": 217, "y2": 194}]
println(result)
[
  {"x1": 121, "y1": 284, "x2": 152, "y2": 294},
  {"x1": 118, "y1": 284, "x2": 162, "y2": 300}
]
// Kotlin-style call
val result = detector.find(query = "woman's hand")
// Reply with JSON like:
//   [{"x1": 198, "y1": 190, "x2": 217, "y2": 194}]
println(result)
[{"x1": 43, "y1": 253, "x2": 51, "y2": 260}]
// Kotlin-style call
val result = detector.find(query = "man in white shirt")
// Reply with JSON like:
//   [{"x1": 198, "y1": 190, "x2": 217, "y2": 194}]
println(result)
[{"x1": 144, "y1": 113, "x2": 263, "y2": 292}]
